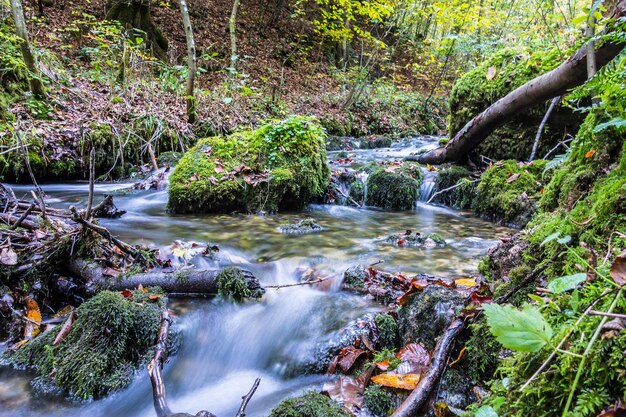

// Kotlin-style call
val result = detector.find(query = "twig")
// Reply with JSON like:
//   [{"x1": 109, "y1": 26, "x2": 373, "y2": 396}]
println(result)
[
  {"x1": 9, "y1": 202, "x2": 35, "y2": 230},
  {"x1": 332, "y1": 183, "x2": 362, "y2": 208},
  {"x1": 588, "y1": 310, "x2": 626, "y2": 319},
  {"x1": 426, "y1": 179, "x2": 479, "y2": 204},
  {"x1": 265, "y1": 277, "x2": 329, "y2": 289},
  {"x1": 0, "y1": 143, "x2": 30, "y2": 156},
  {"x1": 149, "y1": 311, "x2": 173, "y2": 417},
  {"x1": 390, "y1": 319, "x2": 466, "y2": 417},
  {"x1": 85, "y1": 147, "x2": 95, "y2": 220},
  {"x1": 147, "y1": 143, "x2": 159, "y2": 172},
  {"x1": 496, "y1": 249, "x2": 564, "y2": 304},
  {"x1": 69, "y1": 206, "x2": 138, "y2": 258},
  {"x1": 235, "y1": 378, "x2": 261, "y2": 417},
  {"x1": 16, "y1": 130, "x2": 46, "y2": 217},
  {"x1": 543, "y1": 137, "x2": 574, "y2": 160},
  {"x1": 530, "y1": 96, "x2": 561, "y2": 161}
]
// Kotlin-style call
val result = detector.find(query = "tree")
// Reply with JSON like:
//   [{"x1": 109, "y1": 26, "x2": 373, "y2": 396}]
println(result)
[
  {"x1": 9, "y1": 0, "x2": 45, "y2": 97},
  {"x1": 413, "y1": 0, "x2": 626, "y2": 165},
  {"x1": 178, "y1": 0, "x2": 197, "y2": 123},
  {"x1": 105, "y1": 0, "x2": 168, "y2": 61},
  {"x1": 228, "y1": 0, "x2": 240, "y2": 78}
]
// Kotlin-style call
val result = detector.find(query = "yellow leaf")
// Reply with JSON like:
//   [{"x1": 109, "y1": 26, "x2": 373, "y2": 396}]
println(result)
[
  {"x1": 486, "y1": 66, "x2": 497, "y2": 80},
  {"x1": 454, "y1": 278, "x2": 477, "y2": 287},
  {"x1": 585, "y1": 149, "x2": 596, "y2": 158},
  {"x1": 371, "y1": 373, "x2": 421, "y2": 390},
  {"x1": 24, "y1": 297, "x2": 42, "y2": 339}
]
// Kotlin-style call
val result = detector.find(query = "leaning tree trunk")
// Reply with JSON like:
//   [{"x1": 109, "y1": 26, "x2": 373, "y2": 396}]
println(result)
[
  {"x1": 9, "y1": 0, "x2": 45, "y2": 97},
  {"x1": 178, "y1": 0, "x2": 196, "y2": 123},
  {"x1": 413, "y1": 0, "x2": 626, "y2": 165},
  {"x1": 106, "y1": 0, "x2": 168, "y2": 61}
]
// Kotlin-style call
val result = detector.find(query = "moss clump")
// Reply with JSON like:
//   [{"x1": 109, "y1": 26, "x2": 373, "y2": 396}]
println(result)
[
  {"x1": 449, "y1": 47, "x2": 582, "y2": 160},
  {"x1": 279, "y1": 218, "x2": 324, "y2": 234},
  {"x1": 269, "y1": 391, "x2": 349, "y2": 417},
  {"x1": 472, "y1": 160, "x2": 548, "y2": 227},
  {"x1": 365, "y1": 163, "x2": 422, "y2": 210},
  {"x1": 168, "y1": 116, "x2": 330, "y2": 214},
  {"x1": 343, "y1": 265, "x2": 367, "y2": 290},
  {"x1": 464, "y1": 317, "x2": 501, "y2": 382},
  {"x1": 6, "y1": 289, "x2": 164, "y2": 400},
  {"x1": 375, "y1": 314, "x2": 398, "y2": 350},
  {"x1": 364, "y1": 385, "x2": 394, "y2": 417},
  {"x1": 432, "y1": 165, "x2": 475, "y2": 209},
  {"x1": 215, "y1": 267, "x2": 263, "y2": 301},
  {"x1": 385, "y1": 231, "x2": 446, "y2": 248}
]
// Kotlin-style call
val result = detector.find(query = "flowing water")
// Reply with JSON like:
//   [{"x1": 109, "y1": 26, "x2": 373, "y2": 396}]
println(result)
[{"x1": 0, "y1": 136, "x2": 511, "y2": 417}]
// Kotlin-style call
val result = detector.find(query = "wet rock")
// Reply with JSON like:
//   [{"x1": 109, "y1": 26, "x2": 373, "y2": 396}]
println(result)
[
  {"x1": 327, "y1": 170, "x2": 366, "y2": 206},
  {"x1": 364, "y1": 385, "x2": 397, "y2": 417},
  {"x1": 430, "y1": 368, "x2": 474, "y2": 415},
  {"x1": 385, "y1": 231, "x2": 447, "y2": 248},
  {"x1": 397, "y1": 285, "x2": 465, "y2": 349},
  {"x1": 431, "y1": 165, "x2": 476, "y2": 209},
  {"x1": 279, "y1": 218, "x2": 324, "y2": 234},
  {"x1": 269, "y1": 391, "x2": 349, "y2": 417}
]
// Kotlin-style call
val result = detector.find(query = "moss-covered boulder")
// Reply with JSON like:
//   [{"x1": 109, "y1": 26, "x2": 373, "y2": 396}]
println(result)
[
  {"x1": 269, "y1": 391, "x2": 349, "y2": 417},
  {"x1": 449, "y1": 47, "x2": 582, "y2": 160},
  {"x1": 472, "y1": 159, "x2": 548, "y2": 227},
  {"x1": 168, "y1": 116, "x2": 330, "y2": 214},
  {"x1": 365, "y1": 162, "x2": 423, "y2": 210},
  {"x1": 5, "y1": 289, "x2": 165, "y2": 400},
  {"x1": 397, "y1": 285, "x2": 465, "y2": 350},
  {"x1": 279, "y1": 218, "x2": 324, "y2": 234},
  {"x1": 432, "y1": 165, "x2": 475, "y2": 209},
  {"x1": 364, "y1": 385, "x2": 395, "y2": 417},
  {"x1": 385, "y1": 231, "x2": 446, "y2": 248}
]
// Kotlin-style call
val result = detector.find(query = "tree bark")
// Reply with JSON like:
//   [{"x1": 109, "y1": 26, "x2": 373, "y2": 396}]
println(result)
[
  {"x1": 413, "y1": 0, "x2": 626, "y2": 165},
  {"x1": 106, "y1": 0, "x2": 168, "y2": 61},
  {"x1": 228, "y1": 0, "x2": 241, "y2": 77},
  {"x1": 66, "y1": 259, "x2": 265, "y2": 296},
  {"x1": 178, "y1": 0, "x2": 197, "y2": 123},
  {"x1": 9, "y1": 0, "x2": 45, "y2": 97}
]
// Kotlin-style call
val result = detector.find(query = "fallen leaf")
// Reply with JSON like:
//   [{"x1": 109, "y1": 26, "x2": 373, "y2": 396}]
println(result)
[
  {"x1": 53, "y1": 311, "x2": 76, "y2": 345},
  {"x1": 486, "y1": 66, "x2": 497, "y2": 80},
  {"x1": 120, "y1": 289, "x2": 133, "y2": 298},
  {"x1": 102, "y1": 267, "x2": 121, "y2": 277},
  {"x1": 506, "y1": 173, "x2": 520, "y2": 183},
  {"x1": 371, "y1": 373, "x2": 421, "y2": 390},
  {"x1": 448, "y1": 346, "x2": 466, "y2": 367},
  {"x1": 24, "y1": 297, "x2": 42, "y2": 339},
  {"x1": 396, "y1": 343, "x2": 431, "y2": 374},
  {"x1": 376, "y1": 360, "x2": 390, "y2": 371},
  {"x1": 0, "y1": 247, "x2": 18, "y2": 266},
  {"x1": 149, "y1": 294, "x2": 162, "y2": 301},
  {"x1": 585, "y1": 149, "x2": 596, "y2": 158},
  {"x1": 322, "y1": 368, "x2": 372, "y2": 414},
  {"x1": 454, "y1": 278, "x2": 477, "y2": 287},
  {"x1": 610, "y1": 250, "x2": 626, "y2": 286},
  {"x1": 597, "y1": 399, "x2": 626, "y2": 417}
]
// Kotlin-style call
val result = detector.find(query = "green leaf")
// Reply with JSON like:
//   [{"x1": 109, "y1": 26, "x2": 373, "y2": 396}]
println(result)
[
  {"x1": 483, "y1": 303, "x2": 553, "y2": 352},
  {"x1": 557, "y1": 235, "x2": 572, "y2": 245},
  {"x1": 541, "y1": 232, "x2": 561, "y2": 246},
  {"x1": 547, "y1": 273, "x2": 587, "y2": 294},
  {"x1": 593, "y1": 117, "x2": 626, "y2": 133},
  {"x1": 475, "y1": 405, "x2": 499, "y2": 417}
]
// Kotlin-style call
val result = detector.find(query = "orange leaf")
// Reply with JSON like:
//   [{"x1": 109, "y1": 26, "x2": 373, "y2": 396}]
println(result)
[
  {"x1": 371, "y1": 373, "x2": 421, "y2": 390},
  {"x1": 585, "y1": 149, "x2": 596, "y2": 158},
  {"x1": 24, "y1": 297, "x2": 42, "y2": 339},
  {"x1": 376, "y1": 360, "x2": 390, "y2": 371},
  {"x1": 149, "y1": 294, "x2": 162, "y2": 301},
  {"x1": 120, "y1": 290, "x2": 133, "y2": 298},
  {"x1": 610, "y1": 250, "x2": 626, "y2": 287},
  {"x1": 454, "y1": 278, "x2": 477, "y2": 287}
]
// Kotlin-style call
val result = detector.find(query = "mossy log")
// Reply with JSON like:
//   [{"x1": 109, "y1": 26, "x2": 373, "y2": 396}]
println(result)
[
  {"x1": 414, "y1": 0, "x2": 626, "y2": 164},
  {"x1": 67, "y1": 259, "x2": 265, "y2": 298}
]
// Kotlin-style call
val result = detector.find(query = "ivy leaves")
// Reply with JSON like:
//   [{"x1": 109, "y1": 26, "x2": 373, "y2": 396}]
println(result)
[{"x1": 484, "y1": 303, "x2": 553, "y2": 352}]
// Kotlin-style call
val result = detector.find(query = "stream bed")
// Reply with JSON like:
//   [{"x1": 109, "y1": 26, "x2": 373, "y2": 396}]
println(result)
[{"x1": 0, "y1": 137, "x2": 511, "y2": 417}]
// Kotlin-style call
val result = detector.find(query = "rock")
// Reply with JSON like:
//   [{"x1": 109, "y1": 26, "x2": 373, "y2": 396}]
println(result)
[
  {"x1": 279, "y1": 218, "x2": 324, "y2": 234},
  {"x1": 431, "y1": 369, "x2": 474, "y2": 414},
  {"x1": 431, "y1": 165, "x2": 475, "y2": 209},
  {"x1": 366, "y1": 162, "x2": 423, "y2": 210},
  {"x1": 397, "y1": 285, "x2": 465, "y2": 350},
  {"x1": 385, "y1": 231, "x2": 447, "y2": 248},
  {"x1": 269, "y1": 391, "x2": 349, "y2": 417},
  {"x1": 168, "y1": 116, "x2": 330, "y2": 214}
]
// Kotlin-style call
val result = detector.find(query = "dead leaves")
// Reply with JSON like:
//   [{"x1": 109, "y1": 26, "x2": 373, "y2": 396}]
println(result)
[
  {"x1": 0, "y1": 243, "x2": 18, "y2": 266},
  {"x1": 24, "y1": 297, "x2": 42, "y2": 339},
  {"x1": 610, "y1": 250, "x2": 626, "y2": 287},
  {"x1": 53, "y1": 310, "x2": 76, "y2": 345},
  {"x1": 486, "y1": 66, "x2": 497, "y2": 80},
  {"x1": 371, "y1": 343, "x2": 431, "y2": 390},
  {"x1": 323, "y1": 366, "x2": 374, "y2": 414}
]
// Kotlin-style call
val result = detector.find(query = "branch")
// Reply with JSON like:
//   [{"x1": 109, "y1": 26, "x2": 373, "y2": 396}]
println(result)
[
  {"x1": 69, "y1": 206, "x2": 138, "y2": 258},
  {"x1": 426, "y1": 179, "x2": 479, "y2": 204},
  {"x1": 235, "y1": 378, "x2": 261, "y2": 417}
]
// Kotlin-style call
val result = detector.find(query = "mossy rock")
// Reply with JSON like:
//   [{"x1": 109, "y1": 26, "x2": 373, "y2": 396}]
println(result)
[
  {"x1": 432, "y1": 165, "x2": 475, "y2": 209},
  {"x1": 397, "y1": 285, "x2": 465, "y2": 350},
  {"x1": 472, "y1": 159, "x2": 548, "y2": 227},
  {"x1": 374, "y1": 313, "x2": 398, "y2": 350},
  {"x1": 269, "y1": 391, "x2": 349, "y2": 417},
  {"x1": 365, "y1": 163, "x2": 423, "y2": 210},
  {"x1": 168, "y1": 116, "x2": 330, "y2": 214},
  {"x1": 364, "y1": 385, "x2": 395, "y2": 417},
  {"x1": 449, "y1": 47, "x2": 583, "y2": 160},
  {"x1": 385, "y1": 231, "x2": 446, "y2": 248},
  {"x1": 215, "y1": 267, "x2": 264, "y2": 301},
  {"x1": 5, "y1": 289, "x2": 165, "y2": 400},
  {"x1": 279, "y1": 218, "x2": 324, "y2": 234}
]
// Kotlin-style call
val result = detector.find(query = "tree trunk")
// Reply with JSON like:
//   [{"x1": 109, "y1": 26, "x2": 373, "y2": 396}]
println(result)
[
  {"x1": 178, "y1": 0, "x2": 197, "y2": 123},
  {"x1": 106, "y1": 0, "x2": 168, "y2": 61},
  {"x1": 229, "y1": 0, "x2": 240, "y2": 75},
  {"x1": 9, "y1": 0, "x2": 45, "y2": 97},
  {"x1": 413, "y1": 0, "x2": 626, "y2": 165},
  {"x1": 66, "y1": 259, "x2": 265, "y2": 297}
]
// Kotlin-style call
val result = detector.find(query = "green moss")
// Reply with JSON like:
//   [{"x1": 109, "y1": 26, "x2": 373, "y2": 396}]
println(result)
[
  {"x1": 464, "y1": 317, "x2": 502, "y2": 382},
  {"x1": 449, "y1": 47, "x2": 582, "y2": 160},
  {"x1": 432, "y1": 165, "x2": 475, "y2": 208},
  {"x1": 343, "y1": 266, "x2": 366, "y2": 290},
  {"x1": 215, "y1": 267, "x2": 263, "y2": 301},
  {"x1": 365, "y1": 163, "x2": 422, "y2": 210},
  {"x1": 269, "y1": 391, "x2": 349, "y2": 417},
  {"x1": 472, "y1": 160, "x2": 548, "y2": 227},
  {"x1": 168, "y1": 116, "x2": 330, "y2": 214},
  {"x1": 375, "y1": 314, "x2": 398, "y2": 350},
  {"x1": 6, "y1": 289, "x2": 164, "y2": 400},
  {"x1": 364, "y1": 385, "x2": 394, "y2": 417}
]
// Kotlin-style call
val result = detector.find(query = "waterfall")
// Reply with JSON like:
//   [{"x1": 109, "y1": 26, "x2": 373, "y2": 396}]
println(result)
[{"x1": 419, "y1": 170, "x2": 437, "y2": 202}]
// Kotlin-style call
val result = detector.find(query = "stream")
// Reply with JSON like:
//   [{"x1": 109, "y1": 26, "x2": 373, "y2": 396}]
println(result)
[{"x1": 0, "y1": 136, "x2": 511, "y2": 417}]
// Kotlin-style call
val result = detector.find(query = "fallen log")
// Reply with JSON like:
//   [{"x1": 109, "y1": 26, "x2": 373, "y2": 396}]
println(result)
[
  {"x1": 390, "y1": 319, "x2": 466, "y2": 417},
  {"x1": 412, "y1": 0, "x2": 626, "y2": 165},
  {"x1": 67, "y1": 259, "x2": 265, "y2": 298}
]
